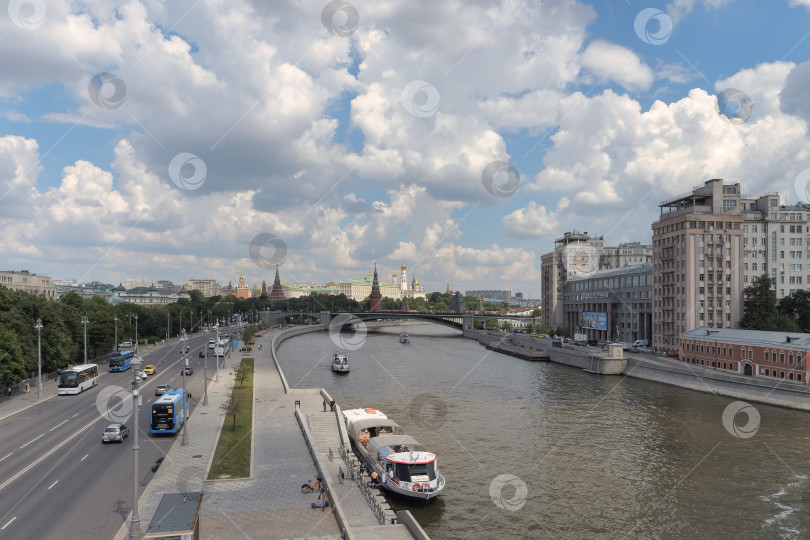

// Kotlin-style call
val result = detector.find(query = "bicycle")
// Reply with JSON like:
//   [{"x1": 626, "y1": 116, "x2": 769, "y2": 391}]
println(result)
[{"x1": 301, "y1": 475, "x2": 324, "y2": 493}]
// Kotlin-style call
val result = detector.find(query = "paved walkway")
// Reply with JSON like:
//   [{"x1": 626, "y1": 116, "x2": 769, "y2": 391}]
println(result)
[
  {"x1": 0, "y1": 379, "x2": 59, "y2": 422},
  {"x1": 199, "y1": 334, "x2": 343, "y2": 539}
]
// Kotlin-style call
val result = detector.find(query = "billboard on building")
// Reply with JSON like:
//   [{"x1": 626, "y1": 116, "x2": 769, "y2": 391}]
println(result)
[{"x1": 579, "y1": 312, "x2": 607, "y2": 331}]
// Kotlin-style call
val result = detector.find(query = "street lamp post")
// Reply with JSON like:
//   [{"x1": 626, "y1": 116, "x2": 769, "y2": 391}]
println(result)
[
  {"x1": 135, "y1": 315, "x2": 139, "y2": 353},
  {"x1": 81, "y1": 316, "x2": 89, "y2": 364},
  {"x1": 114, "y1": 314, "x2": 118, "y2": 353},
  {"x1": 190, "y1": 311, "x2": 193, "y2": 335},
  {"x1": 215, "y1": 325, "x2": 219, "y2": 382},
  {"x1": 129, "y1": 353, "x2": 143, "y2": 539},
  {"x1": 35, "y1": 319, "x2": 43, "y2": 400},
  {"x1": 167, "y1": 312, "x2": 170, "y2": 341},
  {"x1": 181, "y1": 350, "x2": 189, "y2": 445},
  {"x1": 203, "y1": 339, "x2": 209, "y2": 406}
]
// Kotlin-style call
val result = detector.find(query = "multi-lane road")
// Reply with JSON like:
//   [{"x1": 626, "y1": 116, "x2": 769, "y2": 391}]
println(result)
[{"x1": 0, "y1": 329, "x2": 234, "y2": 539}]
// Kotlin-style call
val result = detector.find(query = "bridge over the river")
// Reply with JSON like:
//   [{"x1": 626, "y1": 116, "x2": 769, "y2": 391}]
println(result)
[{"x1": 261, "y1": 310, "x2": 537, "y2": 331}]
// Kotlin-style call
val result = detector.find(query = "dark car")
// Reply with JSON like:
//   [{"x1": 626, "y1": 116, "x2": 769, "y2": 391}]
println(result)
[
  {"x1": 181, "y1": 366, "x2": 193, "y2": 376},
  {"x1": 666, "y1": 350, "x2": 679, "y2": 358},
  {"x1": 199, "y1": 350, "x2": 205, "y2": 357},
  {"x1": 626, "y1": 347, "x2": 640, "y2": 353}
]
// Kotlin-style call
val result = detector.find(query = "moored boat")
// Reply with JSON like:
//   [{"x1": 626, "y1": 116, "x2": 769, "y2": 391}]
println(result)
[
  {"x1": 399, "y1": 332, "x2": 410, "y2": 344},
  {"x1": 343, "y1": 407, "x2": 445, "y2": 501},
  {"x1": 331, "y1": 352, "x2": 350, "y2": 373}
]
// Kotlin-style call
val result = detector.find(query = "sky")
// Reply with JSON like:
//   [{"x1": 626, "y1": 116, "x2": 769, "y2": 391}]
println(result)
[{"x1": 3, "y1": 0, "x2": 810, "y2": 298}]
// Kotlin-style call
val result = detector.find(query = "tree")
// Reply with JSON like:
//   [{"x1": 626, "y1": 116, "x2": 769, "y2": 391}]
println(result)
[
  {"x1": 220, "y1": 381, "x2": 241, "y2": 430},
  {"x1": 778, "y1": 289, "x2": 810, "y2": 331},
  {"x1": 235, "y1": 362, "x2": 253, "y2": 388},
  {"x1": 739, "y1": 275, "x2": 799, "y2": 331},
  {"x1": 0, "y1": 325, "x2": 25, "y2": 386}
]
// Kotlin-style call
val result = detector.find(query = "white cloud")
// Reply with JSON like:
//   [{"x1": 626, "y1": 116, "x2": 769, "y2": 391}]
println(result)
[
  {"x1": 502, "y1": 198, "x2": 571, "y2": 239},
  {"x1": 580, "y1": 41, "x2": 654, "y2": 91}
]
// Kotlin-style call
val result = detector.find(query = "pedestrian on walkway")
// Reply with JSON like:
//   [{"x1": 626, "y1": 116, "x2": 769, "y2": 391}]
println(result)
[
  {"x1": 25, "y1": 381, "x2": 29, "y2": 393},
  {"x1": 323, "y1": 399, "x2": 327, "y2": 412},
  {"x1": 6, "y1": 387, "x2": 11, "y2": 398},
  {"x1": 258, "y1": 344, "x2": 262, "y2": 351}
]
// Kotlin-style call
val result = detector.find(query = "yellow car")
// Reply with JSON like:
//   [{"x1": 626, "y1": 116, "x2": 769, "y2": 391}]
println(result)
[{"x1": 143, "y1": 365, "x2": 156, "y2": 375}]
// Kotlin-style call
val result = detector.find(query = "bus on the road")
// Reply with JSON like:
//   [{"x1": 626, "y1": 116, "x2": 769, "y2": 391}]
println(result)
[
  {"x1": 149, "y1": 389, "x2": 189, "y2": 434},
  {"x1": 214, "y1": 339, "x2": 230, "y2": 357},
  {"x1": 57, "y1": 364, "x2": 99, "y2": 395},
  {"x1": 108, "y1": 350, "x2": 135, "y2": 372}
]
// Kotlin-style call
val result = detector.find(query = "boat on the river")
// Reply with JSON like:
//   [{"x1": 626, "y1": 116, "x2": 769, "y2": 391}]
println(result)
[
  {"x1": 343, "y1": 407, "x2": 445, "y2": 501},
  {"x1": 399, "y1": 332, "x2": 410, "y2": 344},
  {"x1": 331, "y1": 352, "x2": 350, "y2": 373}
]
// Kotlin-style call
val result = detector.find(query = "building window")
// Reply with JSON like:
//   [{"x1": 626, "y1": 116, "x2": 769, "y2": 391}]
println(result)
[
  {"x1": 780, "y1": 351, "x2": 785, "y2": 363},
  {"x1": 765, "y1": 350, "x2": 769, "y2": 362}
]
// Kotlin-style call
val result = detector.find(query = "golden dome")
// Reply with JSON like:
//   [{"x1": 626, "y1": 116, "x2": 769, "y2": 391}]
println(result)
[
  {"x1": 413, "y1": 278, "x2": 419, "y2": 286},
  {"x1": 401, "y1": 263, "x2": 406, "y2": 270},
  {"x1": 392, "y1": 273, "x2": 398, "y2": 277}
]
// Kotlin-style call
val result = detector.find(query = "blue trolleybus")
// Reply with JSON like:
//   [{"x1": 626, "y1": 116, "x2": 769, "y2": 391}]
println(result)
[
  {"x1": 150, "y1": 389, "x2": 189, "y2": 434},
  {"x1": 108, "y1": 350, "x2": 136, "y2": 372}
]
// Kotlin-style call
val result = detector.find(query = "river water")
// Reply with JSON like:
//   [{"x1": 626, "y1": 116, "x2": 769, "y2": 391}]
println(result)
[{"x1": 276, "y1": 324, "x2": 810, "y2": 539}]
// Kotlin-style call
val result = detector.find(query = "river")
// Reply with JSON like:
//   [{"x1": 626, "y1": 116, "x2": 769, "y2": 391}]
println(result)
[{"x1": 275, "y1": 323, "x2": 810, "y2": 539}]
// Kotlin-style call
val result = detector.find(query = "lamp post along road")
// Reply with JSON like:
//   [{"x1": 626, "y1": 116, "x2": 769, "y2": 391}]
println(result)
[
  {"x1": 35, "y1": 319, "x2": 43, "y2": 400},
  {"x1": 135, "y1": 315, "x2": 139, "y2": 353},
  {"x1": 181, "y1": 351, "x2": 189, "y2": 445},
  {"x1": 129, "y1": 353, "x2": 143, "y2": 539},
  {"x1": 114, "y1": 315, "x2": 118, "y2": 353},
  {"x1": 81, "y1": 316, "x2": 89, "y2": 364},
  {"x1": 203, "y1": 341, "x2": 209, "y2": 406}
]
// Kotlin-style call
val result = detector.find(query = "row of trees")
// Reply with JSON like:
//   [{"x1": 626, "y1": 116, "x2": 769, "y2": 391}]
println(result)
[
  {"x1": 263, "y1": 291, "x2": 513, "y2": 314},
  {"x1": 740, "y1": 275, "x2": 810, "y2": 332}
]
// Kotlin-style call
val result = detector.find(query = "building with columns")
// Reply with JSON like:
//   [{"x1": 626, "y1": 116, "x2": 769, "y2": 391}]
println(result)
[
  {"x1": 0, "y1": 270, "x2": 57, "y2": 298},
  {"x1": 185, "y1": 279, "x2": 222, "y2": 297}
]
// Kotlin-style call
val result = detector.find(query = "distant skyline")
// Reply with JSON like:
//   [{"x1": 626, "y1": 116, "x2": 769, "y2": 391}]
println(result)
[{"x1": 3, "y1": 1, "x2": 810, "y2": 295}]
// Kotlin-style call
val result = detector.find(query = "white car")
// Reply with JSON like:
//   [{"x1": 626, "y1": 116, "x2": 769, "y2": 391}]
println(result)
[{"x1": 139, "y1": 371, "x2": 148, "y2": 380}]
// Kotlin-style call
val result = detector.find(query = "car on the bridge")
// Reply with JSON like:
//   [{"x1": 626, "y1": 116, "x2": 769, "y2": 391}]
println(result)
[
  {"x1": 199, "y1": 350, "x2": 205, "y2": 357},
  {"x1": 155, "y1": 384, "x2": 170, "y2": 396},
  {"x1": 143, "y1": 365, "x2": 156, "y2": 375},
  {"x1": 665, "y1": 350, "x2": 679, "y2": 358},
  {"x1": 102, "y1": 423, "x2": 129, "y2": 443},
  {"x1": 181, "y1": 366, "x2": 193, "y2": 376}
]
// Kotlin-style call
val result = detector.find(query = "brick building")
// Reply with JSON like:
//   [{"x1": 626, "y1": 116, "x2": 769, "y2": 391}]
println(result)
[{"x1": 680, "y1": 327, "x2": 807, "y2": 384}]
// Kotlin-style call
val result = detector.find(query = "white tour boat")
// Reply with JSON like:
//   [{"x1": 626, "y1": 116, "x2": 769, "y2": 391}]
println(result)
[
  {"x1": 343, "y1": 407, "x2": 445, "y2": 501},
  {"x1": 331, "y1": 352, "x2": 350, "y2": 373},
  {"x1": 399, "y1": 332, "x2": 410, "y2": 344}
]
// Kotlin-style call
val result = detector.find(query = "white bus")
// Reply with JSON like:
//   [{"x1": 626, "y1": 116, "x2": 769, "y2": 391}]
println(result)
[
  {"x1": 58, "y1": 364, "x2": 99, "y2": 395},
  {"x1": 214, "y1": 339, "x2": 230, "y2": 357}
]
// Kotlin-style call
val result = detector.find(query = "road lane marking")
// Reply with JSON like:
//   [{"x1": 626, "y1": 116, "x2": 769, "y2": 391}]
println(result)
[
  {"x1": 80, "y1": 454, "x2": 88, "y2": 462},
  {"x1": 0, "y1": 415, "x2": 105, "y2": 493},
  {"x1": 49, "y1": 420, "x2": 68, "y2": 431},
  {"x1": 0, "y1": 453, "x2": 11, "y2": 462},
  {"x1": 0, "y1": 517, "x2": 16, "y2": 530},
  {"x1": 72, "y1": 413, "x2": 78, "y2": 418},
  {"x1": 20, "y1": 434, "x2": 44, "y2": 449},
  {"x1": 47, "y1": 480, "x2": 58, "y2": 490}
]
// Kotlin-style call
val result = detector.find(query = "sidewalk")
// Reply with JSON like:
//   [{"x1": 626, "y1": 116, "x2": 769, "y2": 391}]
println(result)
[
  {"x1": 199, "y1": 332, "x2": 343, "y2": 539},
  {"x1": 0, "y1": 379, "x2": 59, "y2": 422}
]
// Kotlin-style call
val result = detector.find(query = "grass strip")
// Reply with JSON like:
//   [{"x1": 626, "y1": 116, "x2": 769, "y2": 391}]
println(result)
[{"x1": 208, "y1": 358, "x2": 254, "y2": 479}]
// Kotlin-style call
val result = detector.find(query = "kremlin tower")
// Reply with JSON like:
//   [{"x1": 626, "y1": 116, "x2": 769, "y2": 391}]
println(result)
[
  {"x1": 369, "y1": 264, "x2": 382, "y2": 312},
  {"x1": 269, "y1": 266, "x2": 286, "y2": 305},
  {"x1": 235, "y1": 265, "x2": 251, "y2": 298}
]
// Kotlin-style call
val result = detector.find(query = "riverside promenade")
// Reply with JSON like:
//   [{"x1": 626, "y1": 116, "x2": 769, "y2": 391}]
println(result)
[{"x1": 115, "y1": 326, "x2": 425, "y2": 539}]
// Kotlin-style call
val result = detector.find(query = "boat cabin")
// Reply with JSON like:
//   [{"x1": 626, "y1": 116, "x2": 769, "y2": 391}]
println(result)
[{"x1": 348, "y1": 418, "x2": 405, "y2": 446}]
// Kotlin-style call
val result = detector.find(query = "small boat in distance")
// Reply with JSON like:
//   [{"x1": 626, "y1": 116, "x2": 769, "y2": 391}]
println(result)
[
  {"x1": 331, "y1": 352, "x2": 350, "y2": 373},
  {"x1": 399, "y1": 332, "x2": 410, "y2": 344},
  {"x1": 343, "y1": 407, "x2": 445, "y2": 501}
]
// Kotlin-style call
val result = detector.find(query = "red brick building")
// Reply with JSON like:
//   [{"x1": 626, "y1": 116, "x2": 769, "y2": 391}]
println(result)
[{"x1": 680, "y1": 327, "x2": 807, "y2": 384}]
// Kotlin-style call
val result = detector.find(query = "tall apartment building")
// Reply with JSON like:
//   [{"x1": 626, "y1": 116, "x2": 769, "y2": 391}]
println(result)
[
  {"x1": 186, "y1": 279, "x2": 223, "y2": 297},
  {"x1": 541, "y1": 231, "x2": 652, "y2": 329},
  {"x1": 0, "y1": 270, "x2": 57, "y2": 298},
  {"x1": 600, "y1": 242, "x2": 653, "y2": 269},
  {"x1": 652, "y1": 178, "x2": 810, "y2": 351}
]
